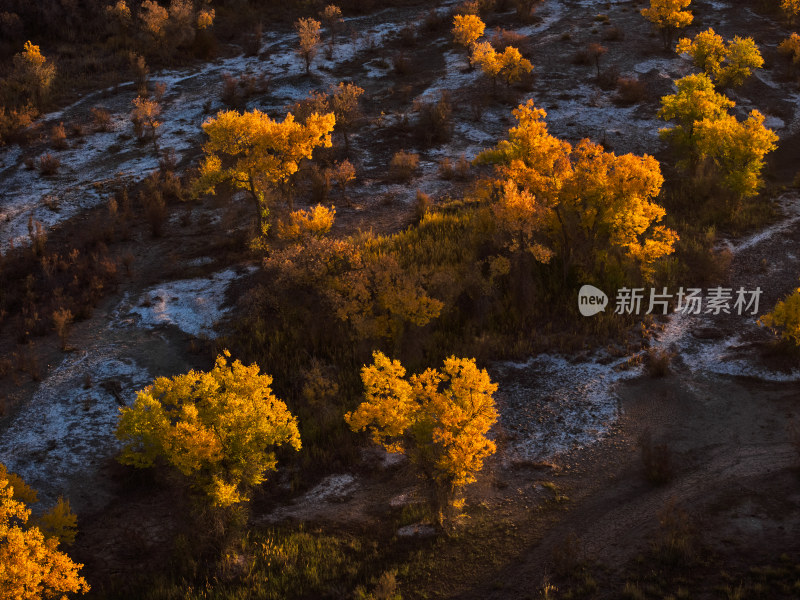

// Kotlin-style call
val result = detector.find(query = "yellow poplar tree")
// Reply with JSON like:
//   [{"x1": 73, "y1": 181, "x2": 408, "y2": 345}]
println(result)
[
  {"x1": 694, "y1": 110, "x2": 778, "y2": 198},
  {"x1": 677, "y1": 30, "x2": 763, "y2": 88},
  {"x1": 759, "y1": 284, "x2": 800, "y2": 346},
  {"x1": 471, "y1": 42, "x2": 532, "y2": 87},
  {"x1": 452, "y1": 14, "x2": 485, "y2": 51},
  {"x1": 659, "y1": 73, "x2": 777, "y2": 197},
  {"x1": 657, "y1": 73, "x2": 734, "y2": 160},
  {"x1": 195, "y1": 108, "x2": 335, "y2": 235},
  {"x1": 478, "y1": 100, "x2": 676, "y2": 280},
  {"x1": 641, "y1": 0, "x2": 693, "y2": 50},
  {"x1": 0, "y1": 467, "x2": 89, "y2": 599},
  {"x1": 11, "y1": 41, "x2": 56, "y2": 108},
  {"x1": 296, "y1": 18, "x2": 322, "y2": 75},
  {"x1": 345, "y1": 351, "x2": 498, "y2": 519},
  {"x1": 116, "y1": 352, "x2": 302, "y2": 507},
  {"x1": 782, "y1": 0, "x2": 800, "y2": 24},
  {"x1": 676, "y1": 28, "x2": 726, "y2": 75},
  {"x1": 497, "y1": 46, "x2": 533, "y2": 86},
  {"x1": 779, "y1": 33, "x2": 800, "y2": 75}
]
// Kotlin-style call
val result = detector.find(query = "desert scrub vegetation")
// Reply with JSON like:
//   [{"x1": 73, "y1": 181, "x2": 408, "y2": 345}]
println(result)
[{"x1": 389, "y1": 150, "x2": 420, "y2": 181}]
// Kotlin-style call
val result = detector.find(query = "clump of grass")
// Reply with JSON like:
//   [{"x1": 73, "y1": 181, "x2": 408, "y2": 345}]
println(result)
[
  {"x1": 38, "y1": 153, "x2": 61, "y2": 176},
  {"x1": 389, "y1": 150, "x2": 419, "y2": 182},
  {"x1": 652, "y1": 499, "x2": 693, "y2": 566}
]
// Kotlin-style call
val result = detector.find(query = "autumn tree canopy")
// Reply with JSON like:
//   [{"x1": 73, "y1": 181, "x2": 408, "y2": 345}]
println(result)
[
  {"x1": 759, "y1": 284, "x2": 800, "y2": 346},
  {"x1": 641, "y1": 0, "x2": 693, "y2": 50},
  {"x1": 345, "y1": 352, "x2": 498, "y2": 519},
  {"x1": 9, "y1": 41, "x2": 55, "y2": 108},
  {"x1": 676, "y1": 29, "x2": 763, "y2": 87},
  {"x1": 659, "y1": 73, "x2": 778, "y2": 198},
  {"x1": 0, "y1": 465, "x2": 89, "y2": 600},
  {"x1": 116, "y1": 352, "x2": 302, "y2": 507},
  {"x1": 470, "y1": 42, "x2": 533, "y2": 87},
  {"x1": 452, "y1": 14, "x2": 486, "y2": 51},
  {"x1": 478, "y1": 100, "x2": 677, "y2": 280},
  {"x1": 195, "y1": 108, "x2": 335, "y2": 235},
  {"x1": 296, "y1": 17, "x2": 322, "y2": 75}
]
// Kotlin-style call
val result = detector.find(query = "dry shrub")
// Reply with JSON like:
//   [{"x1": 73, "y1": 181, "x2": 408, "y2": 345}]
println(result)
[
  {"x1": 638, "y1": 429, "x2": 673, "y2": 484},
  {"x1": 398, "y1": 24, "x2": 416, "y2": 47},
  {"x1": 439, "y1": 157, "x2": 454, "y2": 180},
  {"x1": 603, "y1": 26, "x2": 624, "y2": 41},
  {"x1": 413, "y1": 190, "x2": 431, "y2": 224},
  {"x1": 392, "y1": 53, "x2": 412, "y2": 75},
  {"x1": 389, "y1": 150, "x2": 419, "y2": 182},
  {"x1": 331, "y1": 159, "x2": 356, "y2": 194},
  {"x1": 455, "y1": 154, "x2": 471, "y2": 179},
  {"x1": 420, "y1": 8, "x2": 446, "y2": 33},
  {"x1": 645, "y1": 347, "x2": 672, "y2": 377},
  {"x1": 572, "y1": 48, "x2": 592, "y2": 66},
  {"x1": 414, "y1": 90, "x2": 453, "y2": 146},
  {"x1": 310, "y1": 165, "x2": 332, "y2": 202},
  {"x1": 615, "y1": 76, "x2": 647, "y2": 105},
  {"x1": 38, "y1": 153, "x2": 60, "y2": 176},
  {"x1": 50, "y1": 122, "x2": 68, "y2": 150},
  {"x1": 91, "y1": 107, "x2": 112, "y2": 132},
  {"x1": 0, "y1": 105, "x2": 36, "y2": 145},
  {"x1": 244, "y1": 23, "x2": 262, "y2": 57},
  {"x1": 128, "y1": 51, "x2": 149, "y2": 96},
  {"x1": 141, "y1": 190, "x2": 167, "y2": 237},
  {"x1": 597, "y1": 66, "x2": 619, "y2": 91},
  {"x1": 52, "y1": 308, "x2": 73, "y2": 350},
  {"x1": 490, "y1": 28, "x2": 529, "y2": 55}
]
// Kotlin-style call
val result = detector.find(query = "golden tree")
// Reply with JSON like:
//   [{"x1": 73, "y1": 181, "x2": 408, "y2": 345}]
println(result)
[
  {"x1": 116, "y1": 352, "x2": 301, "y2": 507},
  {"x1": 657, "y1": 73, "x2": 734, "y2": 160},
  {"x1": 11, "y1": 41, "x2": 56, "y2": 108},
  {"x1": 759, "y1": 285, "x2": 800, "y2": 346},
  {"x1": 779, "y1": 33, "x2": 800, "y2": 76},
  {"x1": 329, "y1": 82, "x2": 364, "y2": 150},
  {"x1": 345, "y1": 352, "x2": 498, "y2": 520},
  {"x1": 471, "y1": 42, "x2": 532, "y2": 87},
  {"x1": 694, "y1": 110, "x2": 778, "y2": 198},
  {"x1": 782, "y1": 0, "x2": 800, "y2": 24},
  {"x1": 641, "y1": 0, "x2": 693, "y2": 50},
  {"x1": 131, "y1": 95, "x2": 161, "y2": 152},
  {"x1": 320, "y1": 5, "x2": 343, "y2": 50},
  {"x1": 140, "y1": 0, "x2": 169, "y2": 41},
  {"x1": 0, "y1": 465, "x2": 89, "y2": 599},
  {"x1": 676, "y1": 29, "x2": 763, "y2": 87},
  {"x1": 497, "y1": 46, "x2": 533, "y2": 86},
  {"x1": 452, "y1": 14, "x2": 486, "y2": 51},
  {"x1": 196, "y1": 108, "x2": 335, "y2": 235},
  {"x1": 659, "y1": 73, "x2": 777, "y2": 197},
  {"x1": 478, "y1": 100, "x2": 676, "y2": 280},
  {"x1": 295, "y1": 18, "x2": 322, "y2": 75}
]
